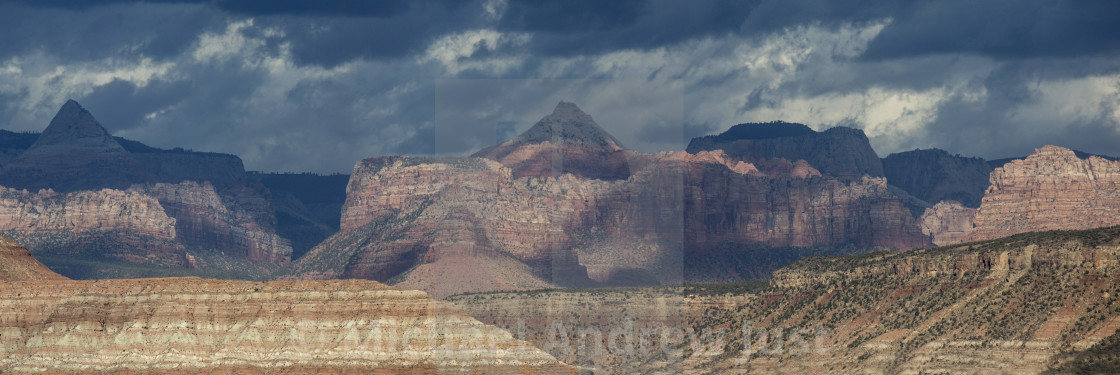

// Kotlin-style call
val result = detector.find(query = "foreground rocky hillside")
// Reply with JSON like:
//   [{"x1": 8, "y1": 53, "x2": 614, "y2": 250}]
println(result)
[
  {"x1": 0, "y1": 237, "x2": 573, "y2": 374},
  {"x1": 283, "y1": 103, "x2": 928, "y2": 297},
  {"x1": 922, "y1": 145, "x2": 1120, "y2": 246},
  {"x1": 451, "y1": 226, "x2": 1120, "y2": 374}
]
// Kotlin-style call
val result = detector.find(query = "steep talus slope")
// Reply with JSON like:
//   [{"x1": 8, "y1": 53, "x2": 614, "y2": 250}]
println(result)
[
  {"x1": 473, "y1": 101, "x2": 632, "y2": 180},
  {"x1": 0, "y1": 236, "x2": 66, "y2": 281},
  {"x1": 686, "y1": 121, "x2": 884, "y2": 179},
  {"x1": 683, "y1": 226, "x2": 1120, "y2": 374},
  {"x1": 882, "y1": 148, "x2": 992, "y2": 208},
  {"x1": 0, "y1": 276, "x2": 574, "y2": 373},
  {"x1": 922, "y1": 145, "x2": 1120, "y2": 246}
]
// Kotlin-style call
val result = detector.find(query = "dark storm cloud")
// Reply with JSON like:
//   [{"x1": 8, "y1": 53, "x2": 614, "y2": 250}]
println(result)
[
  {"x1": 863, "y1": 0, "x2": 1120, "y2": 60},
  {"x1": 902, "y1": 58, "x2": 1120, "y2": 160},
  {"x1": 77, "y1": 78, "x2": 192, "y2": 133},
  {"x1": 500, "y1": 0, "x2": 755, "y2": 57},
  {"x1": 212, "y1": 0, "x2": 414, "y2": 17},
  {"x1": 1, "y1": 0, "x2": 1119, "y2": 172},
  {"x1": 0, "y1": 1, "x2": 222, "y2": 61}
]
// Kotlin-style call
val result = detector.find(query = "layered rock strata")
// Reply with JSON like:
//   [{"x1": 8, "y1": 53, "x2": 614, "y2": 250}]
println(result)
[
  {"x1": 922, "y1": 145, "x2": 1120, "y2": 246},
  {"x1": 0, "y1": 236, "x2": 66, "y2": 281},
  {"x1": 288, "y1": 110, "x2": 929, "y2": 295},
  {"x1": 0, "y1": 186, "x2": 185, "y2": 265},
  {"x1": 0, "y1": 100, "x2": 294, "y2": 274},
  {"x1": 0, "y1": 250, "x2": 572, "y2": 373},
  {"x1": 699, "y1": 227, "x2": 1120, "y2": 374},
  {"x1": 135, "y1": 181, "x2": 291, "y2": 264}
]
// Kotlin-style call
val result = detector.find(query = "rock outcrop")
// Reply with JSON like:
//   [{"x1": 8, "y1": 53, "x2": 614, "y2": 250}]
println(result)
[
  {"x1": 704, "y1": 226, "x2": 1120, "y2": 374},
  {"x1": 0, "y1": 186, "x2": 187, "y2": 266},
  {"x1": 0, "y1": 237, "x2": 573, "y2": 373},
  {"x1": 686, "y1": 121, "x2": 884, "y2": 179},
  {"x1": 451, "y1": 226, "x2": 1120, "y2": 374},
  {"x1": 0, "y1": 101, "x2": 297, "y2": 276},
  {"x1": 0, "y1": 277, "x2": 572, "y2": 373},
  {"x1": 285, "y1": 105, "x2": 929, "y2": 296},
  {"x1": 0, "y1": 236, "x2": 66, "y2": 281},
  {"x1": 135, "y1": 182, "x2": 291, "y2": 264},
  {"x1": 922, "y1": 145, "x2": 1120, "y2": 246},
  {"x1": 918, "y1": 200, "x2": 978, "y2": 246},
  {"x1": 883, "y1": 148, "x2": 992, "y2": 208},
  {"x1": 969, "y1": 145, "x2": 1120, "y2": 240},
  {"x1": 473, "y1": 101, "x2": 632, "y2": 180},
  {"x1": 286, "y1": 156, "x2": 599, "y2": 298}
]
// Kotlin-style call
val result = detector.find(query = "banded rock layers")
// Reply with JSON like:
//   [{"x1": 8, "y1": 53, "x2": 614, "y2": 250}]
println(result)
[
  {"x1": 285, "y1": 103, "x2": 929, "y2": 296},
  {"x1": 0, "y1": 238, "x2": 572, "y2": 373},
  {"x1": 0, "y1": 100, "x2": 294, "y2": 276},
  {"x1": 922, "y1": 145, "x2": 1120, "y2": 245}
]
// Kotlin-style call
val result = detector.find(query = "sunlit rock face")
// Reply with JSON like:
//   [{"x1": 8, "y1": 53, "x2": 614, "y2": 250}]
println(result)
[
  {"x1": 0, "y1": 237, "x2": 572, "y2": 373},
  {"x1": 285, "y1": 102, "x2": 929, "y2": 296},
  {"x1": 921, "y1": 145, "x2": 1120, "y2": 245}
]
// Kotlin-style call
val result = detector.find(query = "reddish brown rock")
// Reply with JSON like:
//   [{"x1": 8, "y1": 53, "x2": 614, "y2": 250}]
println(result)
[
  {"x1": 922, "y1": 145, "x2": 1120, "y2": 245},
  {"x1": 969, "y1": 145, "x2": 1120, "y2": 240},
  {"x1": 0, "y1": 236, "x2": 66, "y2": 281},
  {"x1": 135, "y1": 181, "x2": 291, "y2": 264},
  {"x1": 0, "y1": 101, "x2": 296, "y2": 275},
  {"x1": 287, "y1": 142, "x2": 928, "y2": 295},
  {"x1": 472, "y1": 101, "x2": 632, "y2": 180},
  {"x1": 0, "y1": 186, "x2": 187, "y2": 266},
  {"x1": 287, "y1": 104, "x2": 929, "y2": 295},
  {"x1": 919, "y1": 200, "x2": 977, "y2": 246}
]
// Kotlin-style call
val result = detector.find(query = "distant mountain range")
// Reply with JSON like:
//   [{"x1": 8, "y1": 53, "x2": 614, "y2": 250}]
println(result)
[
  {"x1": 4, "y1": 99, "x2": 1120, "y2": 296},
  {"x1": 0, "y1": 100, "x2": 347, "y2": 279}
]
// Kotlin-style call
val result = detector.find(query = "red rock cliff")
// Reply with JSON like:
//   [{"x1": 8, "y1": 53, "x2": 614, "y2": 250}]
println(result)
[{"x1": 921, "y1": 145, "x2": 1120, "y2": 245}]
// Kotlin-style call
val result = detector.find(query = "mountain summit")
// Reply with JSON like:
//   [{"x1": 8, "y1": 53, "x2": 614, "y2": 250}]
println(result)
[
  {"x1": 0, "y1": 100, "x2": 147, "y2": 192},
  {"x1": 506, "y1": 101, "x2": 625, "y2": 149},
  {"x1": 472, "y1": 101, "x2": 631, "y2": 180},
  {"x1": 23, "y1": 99, "x2": 126, "y2": 156}
]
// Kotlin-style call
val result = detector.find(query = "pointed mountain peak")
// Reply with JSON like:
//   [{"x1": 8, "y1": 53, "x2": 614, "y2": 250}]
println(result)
[
  {"x1": 549, "y1": 100, "x2": 592, "y2": 121},
  {"x1": 27, "y1": 100, "x2": 125, "y2": 153},
  {"x1": 508, "y1": 101, "x2": 625, "y2": 150}
]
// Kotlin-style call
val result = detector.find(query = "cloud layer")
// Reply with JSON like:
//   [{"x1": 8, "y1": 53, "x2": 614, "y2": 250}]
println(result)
[{"x1": 0, "y1": 0, "x2": 1118, "y2": 172}]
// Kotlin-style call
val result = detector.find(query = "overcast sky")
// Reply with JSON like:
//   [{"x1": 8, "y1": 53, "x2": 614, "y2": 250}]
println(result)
[{"x1": 1, "y1": 0, "x2": 1118, "y2": 173}]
